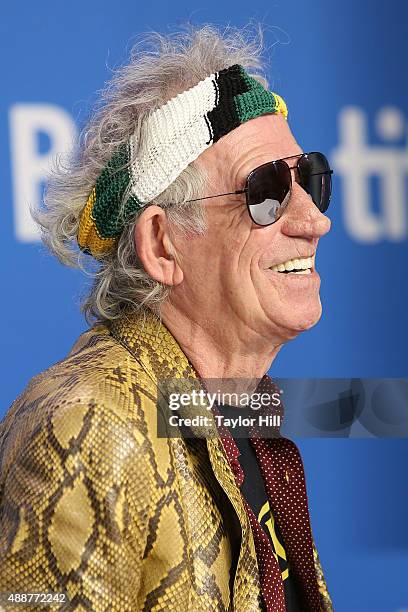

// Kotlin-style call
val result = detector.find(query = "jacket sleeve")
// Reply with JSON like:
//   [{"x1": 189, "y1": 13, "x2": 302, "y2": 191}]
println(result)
[
  {"x1": 312, "y1": 542, "x2": 333, "y2": 612},
  {"x1": 0, "y1": 400, "x2": 153, "y2": 611}
]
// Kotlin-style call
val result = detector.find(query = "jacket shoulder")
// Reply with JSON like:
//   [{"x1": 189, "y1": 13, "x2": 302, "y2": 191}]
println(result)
[
  {"x1": 0, "y1": 325, "x2": 156, "y2": 476},
  {"x1": 0, "y1": 329, "x2": 157, "y2": 601}
]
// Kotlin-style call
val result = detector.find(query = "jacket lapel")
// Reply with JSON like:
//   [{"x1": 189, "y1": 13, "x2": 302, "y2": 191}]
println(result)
[{"x1": 110, "y1": 309, "x2": 263, "y2": 610}]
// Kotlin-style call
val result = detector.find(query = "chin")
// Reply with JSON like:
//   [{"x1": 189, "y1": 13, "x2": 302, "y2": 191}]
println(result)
[{"x1": 276, "y1": 300, "x2": 323, "y2": 337}]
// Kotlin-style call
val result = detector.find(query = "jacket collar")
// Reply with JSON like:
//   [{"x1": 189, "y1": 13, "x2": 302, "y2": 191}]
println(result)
[
  {"x1": 109, "y1": 308, "x2": 197, "y2": 380},
  {"x1": 109, "y1": 308, "x2": 283, "y2": 440}
]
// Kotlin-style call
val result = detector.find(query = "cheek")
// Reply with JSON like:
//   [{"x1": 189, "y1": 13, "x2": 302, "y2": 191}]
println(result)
[
  {"x1": 176, "y1": 233, "x2": 224, "y2": 287},
  {"x1": 176, "y1": 210, "x2": 264, "y2": 292}
]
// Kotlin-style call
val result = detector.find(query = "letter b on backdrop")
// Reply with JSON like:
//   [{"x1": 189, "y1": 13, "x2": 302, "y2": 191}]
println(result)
[{"x1": 9, "y1": 104, "x2": 77, "y2": 242}]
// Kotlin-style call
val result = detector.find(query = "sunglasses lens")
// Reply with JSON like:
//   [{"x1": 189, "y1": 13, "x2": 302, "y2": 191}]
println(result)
[
  {"x1": 297, "y1": 152, "x2": 332, "y2": 213},
  {"x1": 247, "y1": 161, "x2": 291, "y2": 226}
]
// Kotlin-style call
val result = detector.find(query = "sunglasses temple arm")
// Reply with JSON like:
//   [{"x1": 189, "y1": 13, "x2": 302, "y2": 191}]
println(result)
[{"x1": 184, "y1": 189, "x2": 247, "y2": 204}]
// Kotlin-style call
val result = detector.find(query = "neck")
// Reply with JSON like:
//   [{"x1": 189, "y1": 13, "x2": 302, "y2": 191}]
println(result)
[{"x1": 160, "y1": 301, "x2": 283, "y2": 392}]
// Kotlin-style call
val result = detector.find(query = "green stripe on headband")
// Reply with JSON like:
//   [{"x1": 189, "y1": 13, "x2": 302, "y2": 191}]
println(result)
[
  {"x1": 235, "y1": 71, "x2": 286, "y2": 123},
  {"x1": 78, "y1": 144, "x2": 142, "y2": 254}
]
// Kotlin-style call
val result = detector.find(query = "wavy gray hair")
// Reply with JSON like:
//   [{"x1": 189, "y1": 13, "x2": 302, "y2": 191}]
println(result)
[{"x1": 35, "y1": 24, "x2": 268, "y2": 322}]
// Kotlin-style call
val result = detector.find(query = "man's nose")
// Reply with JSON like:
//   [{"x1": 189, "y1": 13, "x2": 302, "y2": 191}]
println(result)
[{"x1": 279, "y1": 182, "x2": 331, "y2": 238}]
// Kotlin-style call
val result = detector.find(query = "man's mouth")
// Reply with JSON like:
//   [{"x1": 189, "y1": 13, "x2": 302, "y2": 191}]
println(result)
[{"x1": 268, "y1": 256, "x2": 315, "y2": 275}]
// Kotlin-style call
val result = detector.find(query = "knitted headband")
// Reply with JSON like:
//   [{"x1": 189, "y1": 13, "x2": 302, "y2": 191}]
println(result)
[{"x1": 77, "y1": 64, "x2": 288, "y2": 257}]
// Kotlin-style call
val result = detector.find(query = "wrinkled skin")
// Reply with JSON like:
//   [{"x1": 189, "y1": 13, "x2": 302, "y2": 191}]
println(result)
[{"x1": 134, "y1": 114, "x2": 331, "y2": 381}]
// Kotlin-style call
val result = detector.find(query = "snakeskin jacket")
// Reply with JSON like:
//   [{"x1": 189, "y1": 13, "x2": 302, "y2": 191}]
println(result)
[{"x1": 0, "y1": 310, "x2": 332, "y2": 611}]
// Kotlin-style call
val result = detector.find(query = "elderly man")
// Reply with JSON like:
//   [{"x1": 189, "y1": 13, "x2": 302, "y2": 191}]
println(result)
[{"x1": 0, "y1": 27, "x2": 333, "y2": 611}]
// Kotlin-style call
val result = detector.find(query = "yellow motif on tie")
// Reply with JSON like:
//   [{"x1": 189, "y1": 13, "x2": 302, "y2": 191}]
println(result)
[{"x1": 258, "y1": 501, "x2": 289, "y2": 581}]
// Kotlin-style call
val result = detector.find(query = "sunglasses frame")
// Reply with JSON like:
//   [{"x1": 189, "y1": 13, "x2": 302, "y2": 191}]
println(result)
[{"x1": 184, "y1": 151, "x2": 333, "y2": 226}]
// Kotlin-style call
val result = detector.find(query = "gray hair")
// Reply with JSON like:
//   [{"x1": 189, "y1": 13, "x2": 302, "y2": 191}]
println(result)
[{"x1": 35, "y1": 24, "x2": 268, "y2": 322}]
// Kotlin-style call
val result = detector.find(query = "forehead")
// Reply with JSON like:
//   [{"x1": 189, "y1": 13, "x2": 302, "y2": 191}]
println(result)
[{"x1": 198, "y1": 114, "x2": 303, "y2": 185}]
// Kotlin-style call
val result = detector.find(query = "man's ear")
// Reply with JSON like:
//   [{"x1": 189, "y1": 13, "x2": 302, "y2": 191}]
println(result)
[{"x1": 134, "y1": 205, "x2": 184, "y2": 286}]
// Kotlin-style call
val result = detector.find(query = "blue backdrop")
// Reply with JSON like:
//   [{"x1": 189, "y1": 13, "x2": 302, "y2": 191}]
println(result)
[{"x1": 1, "y1": 1, "x2": 407, "y2": 610}]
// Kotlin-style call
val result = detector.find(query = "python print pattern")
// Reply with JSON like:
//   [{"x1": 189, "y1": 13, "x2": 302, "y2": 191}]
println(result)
[{"x1": 0, "y1": 309, "x2": 332, "y2": 611}]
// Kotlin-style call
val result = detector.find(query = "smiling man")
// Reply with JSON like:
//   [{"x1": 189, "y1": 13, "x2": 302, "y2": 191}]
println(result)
[{"x1": 0, "y1": 26, "x2": 332, "y2": 611}]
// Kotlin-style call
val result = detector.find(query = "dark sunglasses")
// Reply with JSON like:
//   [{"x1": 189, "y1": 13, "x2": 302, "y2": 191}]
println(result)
[{"x1": 185, "y1": 151, "x2": 333, "y2": 226}]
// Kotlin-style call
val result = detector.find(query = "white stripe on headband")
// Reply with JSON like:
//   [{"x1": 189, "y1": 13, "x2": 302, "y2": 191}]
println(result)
[{"x1": 129, "y1": 73, "x2": 219, "y2": 203}]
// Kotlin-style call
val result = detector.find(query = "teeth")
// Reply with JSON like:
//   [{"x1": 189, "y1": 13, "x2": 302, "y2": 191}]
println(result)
[{"x1": 270, "y1": 256, "x2": 314, "y2": 273}]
